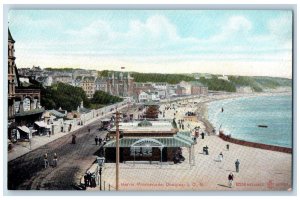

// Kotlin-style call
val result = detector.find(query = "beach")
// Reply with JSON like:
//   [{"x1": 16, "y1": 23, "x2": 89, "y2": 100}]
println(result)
[{"x1": 98, "y1": 92, "x2": 292, "y2": 191}]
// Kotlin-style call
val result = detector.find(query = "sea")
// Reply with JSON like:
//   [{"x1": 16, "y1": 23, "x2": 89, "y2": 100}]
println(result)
[{"x1": 208, "y1": 94, "x2": 292, "y2": 148}]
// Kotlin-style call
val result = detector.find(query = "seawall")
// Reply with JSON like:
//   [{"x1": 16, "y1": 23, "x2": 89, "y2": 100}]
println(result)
[{"x1": 219, "y1": 131, "x2": 292, "y2": 154}]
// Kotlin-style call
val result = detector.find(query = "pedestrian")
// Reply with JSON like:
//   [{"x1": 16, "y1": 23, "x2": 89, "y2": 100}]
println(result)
[
  {"x1": 205, "y1": 145, "x2": 209, "y2": 155},
  {"x1": 95, "y1": 136, "x2": 99, "y2": 145},
  {"x1": 228, "y1": 172, "x2": 234, "y2": 188},
  {"x1": 219, "y1": 152, "x2": 224, "y2": 162},
  {"x1": 182, "y1": 124, "x2": 185, "y2": 130},
  {"x1": 235, "y1": 159, "x2": 240, "y2": 173},
  {"x1": 201, "y1": 132, "x2": 205, "y2": 139},
  {"x1": 226, "y1": 144, "x2": 230, "y2": 151},
  {"x1": 44, "y1": 153, "x2": 49, "y2": 168},
  {"x1": 71, "y1": 134, "x2": 76, "y2": 144},
  {"x1": 84, "y1": 173, "x2": 88, "y2": 187},
  {"x1": 99, "y1": 137, "x2": 102, "y2": 145},
  {"x1": 53, "y1": 153, "x2": 58, "y2": 167},
  {"x1": 87, "y1": 171, "x2": 92, "y2": 187},
  {"x1": 88, "y1": 128, "x2": 91, "y2": 133}
]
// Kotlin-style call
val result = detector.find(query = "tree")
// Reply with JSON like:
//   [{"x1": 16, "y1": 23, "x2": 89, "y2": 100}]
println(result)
[
  {"x1": 92, "y1": 90, "x2": 122, "y2": 105},
  {"x1": 41, "y1": 83, "x2": 89, "y2": 111}
]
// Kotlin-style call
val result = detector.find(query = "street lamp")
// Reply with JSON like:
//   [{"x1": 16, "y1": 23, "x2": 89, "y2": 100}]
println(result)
[{"x1": 97, "y1": 156, "x2": 105, "y2": 190}]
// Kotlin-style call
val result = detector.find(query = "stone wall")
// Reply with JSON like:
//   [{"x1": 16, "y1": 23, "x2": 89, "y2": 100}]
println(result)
[{"x1": 219, "y1": 131, "x2": 292, "y2": 154}]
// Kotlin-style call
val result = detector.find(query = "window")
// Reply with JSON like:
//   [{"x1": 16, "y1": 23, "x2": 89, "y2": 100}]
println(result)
[{"x1": 130, "y1": 147, "x2": 152, "y2": 157}]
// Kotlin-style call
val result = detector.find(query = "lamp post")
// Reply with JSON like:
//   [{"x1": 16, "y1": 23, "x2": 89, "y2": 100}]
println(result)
[{"x1": 97, "y1": 156, "x2": 105, "y2": 190}]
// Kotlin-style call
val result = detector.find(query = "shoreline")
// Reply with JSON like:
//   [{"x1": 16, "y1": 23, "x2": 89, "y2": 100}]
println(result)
[{"x1": 195, "y1": 92, "x2": 292, "y2": 151}]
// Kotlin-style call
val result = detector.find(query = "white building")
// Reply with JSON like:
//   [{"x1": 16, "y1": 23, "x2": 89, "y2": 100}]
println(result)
[
  {"x1": 218, "y1": 75, "x2": 229, "y2": 81},
  {"x1": 152, "y1": 82, "x2": 168, "y2": 90},
  {"x1": 179, "y1": 81, "x2": 192, "y2": 95},
  {"x1": 138, "y1": 92, "x2": 149, "y2": 103}
]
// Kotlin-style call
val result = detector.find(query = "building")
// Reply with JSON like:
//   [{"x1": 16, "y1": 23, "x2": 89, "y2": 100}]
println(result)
[
  {"x1": 104, "y1": 120, "x2": 195, "y2": 164},
  {"x1": 190, "y1": 82, "x2": 208, "y2": 95},
  {"x1": 156, "y1": 90, "x2": 167, "y2": 99},
  {"x1": 179, "y1": 81, "x2": 192, "y2": 95},
  {"x1": 95, "y1": 77, "x2": 108, "y2": 92},
  {"x1": 8, "y1": 28, "x2": 44, "y2": 141},
  {"x1": 152, "y1": 82, "x2": 168, "y2": 90},
  {"x1": 80, "y1": 76, "x2": 96, "y2": 98},
  {"x1": 133, "y1": 82, "x2": 154, "y2": 98},
  {"x1": 166, "y1": 84, "x2": 177, "y2": 97},
  {"x1": 138, "y1": 91, "x2": 149, "y2": 103},
  {"x1": 107, "y1": 72, "x2": 134, "y2": 97},
  {"x1": 8, "y1": 28, "x2": 17, "y2": 139},
  {"x1": 35, "y1": 76, "x2": 53, "y2": 87},
  {"x1": 175, "y1": 86, "x2": 186, "y2": 96},
  {"x1": 52, "y1": 74, "x2": 73, "y2": 85}
]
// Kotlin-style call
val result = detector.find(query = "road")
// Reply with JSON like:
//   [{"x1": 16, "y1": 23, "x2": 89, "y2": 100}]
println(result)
[{"x1": 8, "y1": 118, "x2": 107, "y2": 190}]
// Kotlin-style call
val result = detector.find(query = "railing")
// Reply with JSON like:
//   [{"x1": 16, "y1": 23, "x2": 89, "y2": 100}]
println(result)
[{"x1": 102, "y1": 181, "x2": 116, "y2": 191}]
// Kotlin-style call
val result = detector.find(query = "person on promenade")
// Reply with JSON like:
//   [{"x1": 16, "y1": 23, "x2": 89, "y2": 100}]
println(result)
[
  {"x1": 228, "y1": 172, "x2": 234, "y2": 188},
  {"x1": 44, "y1": 153, "x2": 49, "y2": 168},
  {"x1": 201, "y1": 132, "x2": 205, "y2": 139},
  {"x1": 99, "y1": 137, "x2": 103, "y2": 146},
  {"x1": 218, "y1": 152, "x2": 224, "y2": 162},
  {"x1": 235, "y1": 159, "x2": 240, "y2": 173},
  {"x1": 226, "y1": 144, "x2": 230, "y2": 151},
  {"x1": 53, "y1": 153, "x2": 58, "y2": 167},
  {"x1": 95, "y1": 136, "x2": 99, "y2": 146}
]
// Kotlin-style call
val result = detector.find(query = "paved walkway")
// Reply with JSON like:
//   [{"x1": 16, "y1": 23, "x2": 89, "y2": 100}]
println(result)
[{"x1": 8, "y1": 104, "x2": 129, "y2": 162}]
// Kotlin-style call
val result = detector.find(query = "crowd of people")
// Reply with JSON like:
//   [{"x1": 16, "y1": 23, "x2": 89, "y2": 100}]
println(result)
[{"x1": 83, "y1": 171, "x2": 97, "y2": 188}]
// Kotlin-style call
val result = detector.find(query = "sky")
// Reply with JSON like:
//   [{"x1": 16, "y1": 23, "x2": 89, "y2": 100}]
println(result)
[{"x1": 8, "y1": 10, "x2": 293, "y2": 78}]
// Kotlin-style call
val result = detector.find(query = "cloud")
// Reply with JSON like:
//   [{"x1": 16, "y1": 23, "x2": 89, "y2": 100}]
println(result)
[{"x1": 9, "y1": 11, "x2": 292, "y2": 78}]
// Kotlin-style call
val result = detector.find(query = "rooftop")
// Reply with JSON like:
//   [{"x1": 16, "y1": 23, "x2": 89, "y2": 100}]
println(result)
[
  {"x1": 15, "y1": 108, "x2": 45, "y2": 117},
  {"x1": 104, "y1": 136, "x2": 193, "y2": 148},
  {"x1": 109, "y1": 120, "x2": 175, "y2": 133}
]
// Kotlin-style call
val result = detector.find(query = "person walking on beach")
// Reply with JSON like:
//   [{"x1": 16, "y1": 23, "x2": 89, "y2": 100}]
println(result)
[
  {"x1": 201, "y1": 132, "x2": 205, "y2": 139},
  {"x1": 53, "y1": 153, "x2": 58, "y2": 167},
  {"x1": 235, "y1": 159, "x2": 240, "y2": 173},
  {"x1": 228, "y1": 172, "x2": 234, "y2": 188},
  {"x1": 95, "y1": 136, "x2": 99, "y2": 145},
  {"x1": 43, "y1": 153, "x2": 49, "y2": 168},
  {"x1": 218, "y1": 152, "x2": 224, "y2": 162},
  {"x1": 226, "y1": 144, "x2": 230, "y2": 151}
]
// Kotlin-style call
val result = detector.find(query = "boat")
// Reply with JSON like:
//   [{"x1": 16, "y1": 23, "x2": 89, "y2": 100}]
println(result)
[{"x1": 258, "y1": 125, "x2": 268, "y2": 128}]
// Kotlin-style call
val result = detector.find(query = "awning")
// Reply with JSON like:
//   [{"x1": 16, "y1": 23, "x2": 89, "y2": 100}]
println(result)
[
  {"x1": 17, "y1": 126, "x2": 30, "y2": 134},
  {"x1": 34, "y1": 121, "x2": 47, "y2": 128}
]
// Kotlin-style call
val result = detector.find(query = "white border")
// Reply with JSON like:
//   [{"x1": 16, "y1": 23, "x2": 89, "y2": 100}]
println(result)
[{"x1": 0, "y1": 1, "x2": 299, "y2": 199}]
